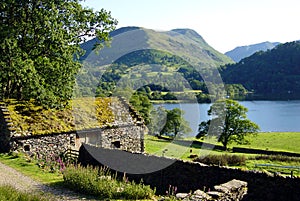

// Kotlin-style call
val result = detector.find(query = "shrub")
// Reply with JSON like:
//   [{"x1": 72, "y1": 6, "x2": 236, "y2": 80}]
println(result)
[
  {"x1": 193, "y1": 154, "x2": 246, "y2": 166},
  {"x1": 63, "y1": 165, "x2": 155, "y2": 199}
]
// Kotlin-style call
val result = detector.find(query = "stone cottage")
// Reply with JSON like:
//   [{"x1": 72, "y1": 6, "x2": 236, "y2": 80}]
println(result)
[{"x1": 0, "y1": 97, "x2": 146, "y2": 158}]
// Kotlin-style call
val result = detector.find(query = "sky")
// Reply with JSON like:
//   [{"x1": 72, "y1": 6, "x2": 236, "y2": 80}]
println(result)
[{"x1": 81, "y1": 0, "x2": 300, "y2": 53}]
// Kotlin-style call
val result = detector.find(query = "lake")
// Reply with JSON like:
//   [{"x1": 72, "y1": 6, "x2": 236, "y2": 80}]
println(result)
[{"x1": 155, "y1": 101, "x2": 300, "y2": 135}]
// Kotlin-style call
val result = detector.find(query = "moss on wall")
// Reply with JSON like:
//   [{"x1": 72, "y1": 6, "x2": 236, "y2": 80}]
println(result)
[{"x1": 2, "y1": 97, "x2": 115, "y2": 136}]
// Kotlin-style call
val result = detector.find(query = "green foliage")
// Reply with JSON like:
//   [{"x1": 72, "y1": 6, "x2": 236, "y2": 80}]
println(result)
[
  {"x1": 160, "y1": 108, "x2": 192, "y2": 137},
  {"x1": 225, "y1": 84, "x2": 248, "y2": 99},
  {"x1": 129, "y1": 92, "x2": 153, "y2": 125},
  {"x1": 0, "y1": 185, "x2": 49, "y2": 201},
  {"x1": 221, "y1": 41, "x2": 300, "y2": 99},
  {"x1": 4, "y1": 97, "x2": 114, "y2": 135},
  {"x1": 92, "y1": 48, "x2": 224, "y2": 103},
  {"x1": 197, "y1": 99, "x2": 259, "y2": 149},
  {"x1": 0, "y1": 0, "x2": 117, "y2": 108},
  {"x1": 193, "y1": 154, "x2": 246, "y2": 166},
  {"x1": 63, "y1": 165, "x2": 155, "y2": 200}
]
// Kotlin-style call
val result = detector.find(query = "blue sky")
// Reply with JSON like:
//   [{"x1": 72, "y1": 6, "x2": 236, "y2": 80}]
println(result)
[{"x1": 81, "y1": 0, "x2": 300, "y2": 53}]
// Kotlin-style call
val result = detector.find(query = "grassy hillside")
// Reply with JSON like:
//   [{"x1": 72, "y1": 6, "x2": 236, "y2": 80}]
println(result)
[
  {"x1": 3, "y1": 98, "x2": 114, "y2": 136},
  {"x1": 82, "y1": 27, "x2": 233, "y2": 67},
  {"x1": 221, "y1": 41, "x2": 300, "y2": 99}
]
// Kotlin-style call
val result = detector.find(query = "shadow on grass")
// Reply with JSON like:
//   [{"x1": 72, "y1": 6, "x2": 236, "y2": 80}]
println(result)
[
  {"x1": 152, "y1": 135, "x2": 226, "y2": 151},
  {"x1": 151, "y1": 135, "x2": 300, "y2": 157}
]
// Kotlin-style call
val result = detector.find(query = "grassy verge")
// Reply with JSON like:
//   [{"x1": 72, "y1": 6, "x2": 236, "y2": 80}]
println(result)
[
  {"x1": 0, "y1": 153, "x2": 63, "y2": 184},
  {"x1": 0, "y1": 153, "x2": 157, "y2": 200},
  {"x1": 63, "y1": 165, "x2": 155, "y2": 200}
]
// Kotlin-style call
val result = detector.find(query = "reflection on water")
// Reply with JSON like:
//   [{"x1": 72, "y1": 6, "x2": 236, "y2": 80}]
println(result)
[{"x1": 155, "y1": 101, "x2": 300, "y2": 135}]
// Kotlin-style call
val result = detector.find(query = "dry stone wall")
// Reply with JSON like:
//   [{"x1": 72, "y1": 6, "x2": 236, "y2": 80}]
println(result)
[
  {"x1": 12, "y1": 132, "x2": 77, "y2": 158},
  {"x1": 79, "y1": 144, "x2": 300, "y2": 201}
]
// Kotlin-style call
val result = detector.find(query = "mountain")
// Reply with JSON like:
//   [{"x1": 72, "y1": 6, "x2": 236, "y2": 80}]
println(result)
[
  {"x1": 221, "y1": 41, "x2": 300, "y2": 100},
  {"x1": 225, "y1": 41, "x2": 280, "y2": 62},
  {"x1": 81, "y1": 26, "x2": 233, "y2": 67},
  {"x1": 76, "y1": 27, "x2": 233, "y2": 100}
]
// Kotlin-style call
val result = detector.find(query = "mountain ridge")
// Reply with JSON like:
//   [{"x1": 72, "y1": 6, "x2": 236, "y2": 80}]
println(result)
[
  {"x1": 225, "y1": 41, "x2": 280, "y2": 62},
  {"x1": 81, "y1": 26, "x2": 233, "y2": 67}
]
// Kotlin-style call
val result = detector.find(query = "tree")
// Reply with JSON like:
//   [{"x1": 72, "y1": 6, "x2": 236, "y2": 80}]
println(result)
[
  {"x1": 129, "y1": 92, "x2": 152, "y2": 125},
  {"x1": 196, "y1": 99, "x2": 259, "y2": 149},
  {"x1": 160, "y1": 108, "x2": 192, "y2": 138},
  {"x1": 0, "y1": 0, "x2": 117, "y2": 108}
]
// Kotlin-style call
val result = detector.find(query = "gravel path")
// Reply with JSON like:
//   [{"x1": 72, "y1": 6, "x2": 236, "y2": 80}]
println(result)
[{"x1": 0, "y1": 161, "x2": 97, "y2": 201}]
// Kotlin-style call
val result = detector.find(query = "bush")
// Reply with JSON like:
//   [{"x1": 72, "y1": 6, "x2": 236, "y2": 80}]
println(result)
[
  {"x1": 63, "y1": 165, "x2": 155, "y2": 199},
  {"x1": 193, "y1": 154, "x2": 246, "y2": 166},
  {"x1": 0, "y1": 185, "x2": 49, "y2": 201}
]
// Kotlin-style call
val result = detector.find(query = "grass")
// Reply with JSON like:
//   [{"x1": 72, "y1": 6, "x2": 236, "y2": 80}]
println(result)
[
  {"x1": 63, "y1": 165, "x2": 155, "y2": 200},
  {"x1": 230, "y1": 132, "x2": 300, "y2": 153},
  {"x1": 144, "y1": 133, "x2": 300, "y2": 177},
  {"x1": 0, "y1": 153, "x2": 63, "y2": 184},
  {"x1": 0, "y1": 185, "x2": 50, "y2": 201},
  {"x1": 0, "y1": 153, "x2": 157, "y2": 200},
  {"x1": 145, "y1": 135, "x2": 224, "y2": 160}
]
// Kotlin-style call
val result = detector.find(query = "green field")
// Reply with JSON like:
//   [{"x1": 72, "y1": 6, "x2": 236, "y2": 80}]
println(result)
[
  {"x1": 145, "y1": 133, "x2": 300, "y2": 177},
  {"x1": 145, "y1": 132, "x2": 300, "y2": 158},
  {"x1": 231, "y1": 132, "x2": 300, "y2": 153}
]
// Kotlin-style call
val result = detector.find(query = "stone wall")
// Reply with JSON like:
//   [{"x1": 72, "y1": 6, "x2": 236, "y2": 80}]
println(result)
[
  {"x1": 79, "y1": 144, "x2": 300, "y2": 201},
  {"x1": 76, "y1": 97, "x2": 146, "y2": 153},
  {"x1": 77, "y1": 125, "x2": 144, "y2": 153},
  {"x1": 12, "y1": 132, "x2": 77, "y2": 158}
]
